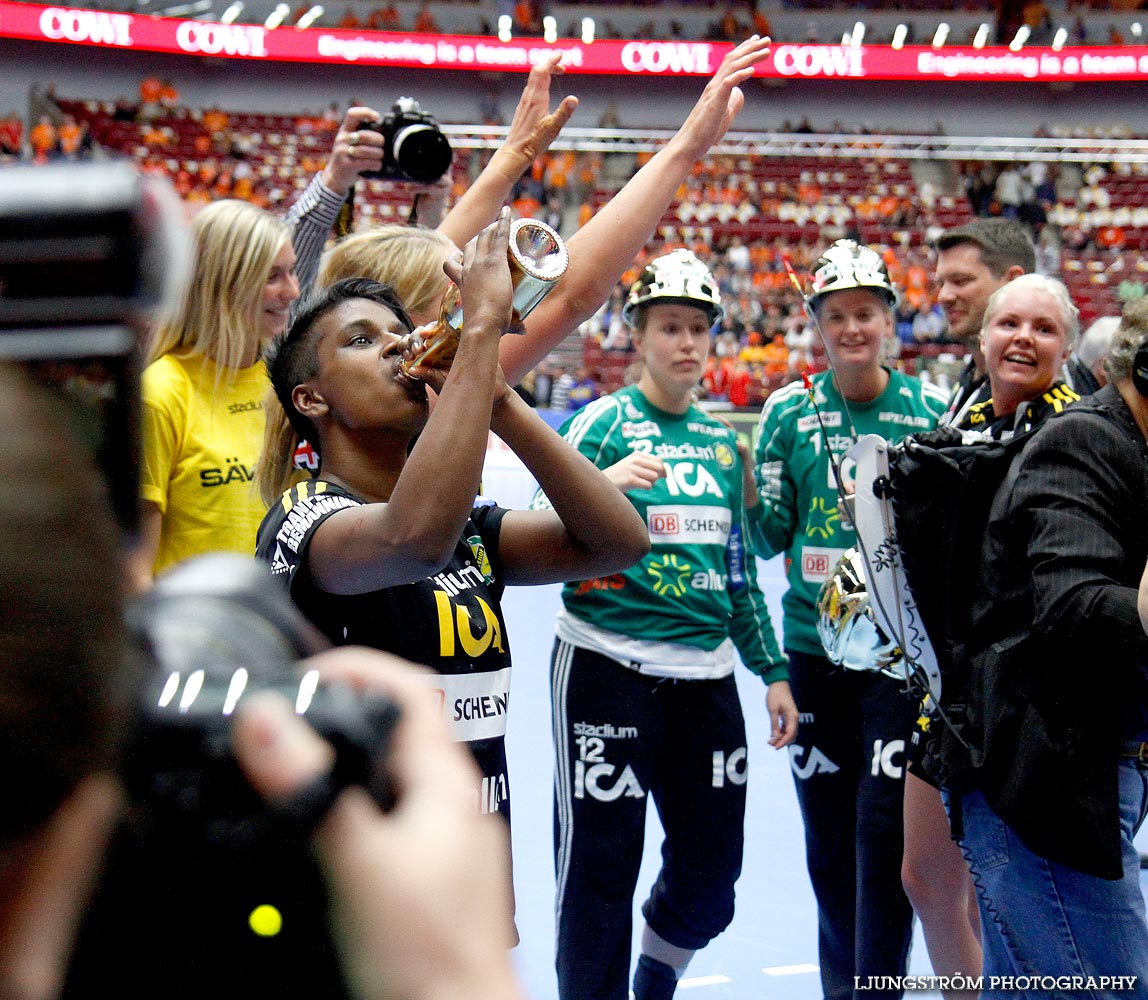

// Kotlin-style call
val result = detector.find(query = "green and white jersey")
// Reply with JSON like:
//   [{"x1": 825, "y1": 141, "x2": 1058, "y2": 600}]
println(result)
[
  {"x1": 533, "y1": 385, "x2": 787, "y2": 684},
  {"x1": 747, "y1": 369, "x2": 948, "y2": 657}
]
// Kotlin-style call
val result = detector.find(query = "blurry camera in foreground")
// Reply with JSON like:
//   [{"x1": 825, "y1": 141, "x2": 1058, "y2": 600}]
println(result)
[
  {"x1": 0, "y1": 160, "x2": 188, "y2": 537},
  {"x1": 0, "y1": 161, "x2": 401, "y2": 998},
  {"x1": 358, "y1": 96, "x2": 454, "y2": 183},
  {"x1": 67, "y1": 555, "x2": 401, "y2": 1000}
]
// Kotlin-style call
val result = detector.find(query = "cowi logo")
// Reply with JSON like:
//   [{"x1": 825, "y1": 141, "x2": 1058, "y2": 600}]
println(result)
[
  {"x1": 647, "y1": 554, "x2": 692, "y2": 597},
  {"x1": 175, "y1": 20, "x2": 268, "y2": 56},
  {"x1": 39, "y1": 7, "x2": 133, "y2": 46},
  {"x1": 773, "y1": 44, "x2": 866, "y2": 78},
  {"x1": 620, "y1": 41, "x2": 714, "y2": 74}
]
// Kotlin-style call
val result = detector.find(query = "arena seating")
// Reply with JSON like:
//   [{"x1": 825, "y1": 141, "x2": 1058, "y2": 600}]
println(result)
[{"x1": 49, "y1": 93, "x2": 1141, "y2": 405}]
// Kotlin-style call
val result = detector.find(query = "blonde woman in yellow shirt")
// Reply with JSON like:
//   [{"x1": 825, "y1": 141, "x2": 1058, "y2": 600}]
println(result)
[{"x1": 132, "y1": 199, "x2": 299, "y2": 586}]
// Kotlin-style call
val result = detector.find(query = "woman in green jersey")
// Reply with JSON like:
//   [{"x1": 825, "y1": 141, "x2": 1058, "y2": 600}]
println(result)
[
  {"x1": 538, "y1": 248, "x2": 797, "y2": 1000},
  {"x1": 746, "y1": 240, "x2": 948, "y2": 1000}
]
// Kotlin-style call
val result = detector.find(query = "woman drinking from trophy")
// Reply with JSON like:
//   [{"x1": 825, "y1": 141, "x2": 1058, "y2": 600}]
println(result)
[{"x1": 254, "y1": 211, "x2": 648, "y2": 907}]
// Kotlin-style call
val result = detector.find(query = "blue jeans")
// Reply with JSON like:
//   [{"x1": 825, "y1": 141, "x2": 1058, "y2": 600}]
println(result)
[{"x1": 958, "y1": 760, "x2": 1148, "y2": 999}]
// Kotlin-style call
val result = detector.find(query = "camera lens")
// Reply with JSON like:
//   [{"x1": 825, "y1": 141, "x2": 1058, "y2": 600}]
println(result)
[{"x1": 391, "y1": 123, "x2": 453, "y2": 184}]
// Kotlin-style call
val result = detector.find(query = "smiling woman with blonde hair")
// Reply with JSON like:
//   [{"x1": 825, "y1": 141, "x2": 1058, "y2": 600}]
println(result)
[
  {"x1": 133, "y1": 199, "x2": 300, "y2": 587},
  {"x1": 748, "y1": 240, "x2": 948, "y2": 1000},
  {"x1": 962, "y1": 272, "x2": 1079, "y2": 436}
]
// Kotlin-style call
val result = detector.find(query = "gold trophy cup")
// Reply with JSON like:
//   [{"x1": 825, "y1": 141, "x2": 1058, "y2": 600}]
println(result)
[{"x1": 399, "y1": 217, "x2": 569, "y2": 377}]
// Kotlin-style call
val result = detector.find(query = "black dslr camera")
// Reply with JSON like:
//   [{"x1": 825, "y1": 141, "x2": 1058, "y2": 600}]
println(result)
[
  {"x1": 68, "y1": 555, "x2": 400, "y2": 1000},
  {"x1": 0, "y1": 163, "x2": 400, "y2": 999},
  {"x1": 358, "y1": 96, "x2": 453, "y2": 183}
]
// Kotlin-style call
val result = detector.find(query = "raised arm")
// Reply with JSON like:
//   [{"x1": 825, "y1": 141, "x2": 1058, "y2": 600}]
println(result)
[
  {"x1": 499, "y1": 34, "x2": 772, "y2": 384},
  {"x1": 489, "y1": 391, "x2": 650, "y2": 585},
  {"x1": 304, "y1": 214, "x2": 515, "y2": 594},
  {"x1": 437, "y1": 54, "x2": 579, "y2": 249},
  {"x1": 286, "y1": 106, "x2": 385, "y2": 295}
]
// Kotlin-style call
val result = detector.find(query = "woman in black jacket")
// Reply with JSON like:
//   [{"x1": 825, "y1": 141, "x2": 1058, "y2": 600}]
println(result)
[{"x1": 958, "y1": 296, "x2": 1148, "y2": 997}]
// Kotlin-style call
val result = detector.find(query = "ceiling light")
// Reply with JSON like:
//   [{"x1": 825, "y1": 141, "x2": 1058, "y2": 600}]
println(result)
[
  {"x1": 264, "y1": 2, "x2": 289, "y2": 28},
  {"x1": 295, "y1": 3, "x2": 322, "y2": 28}
]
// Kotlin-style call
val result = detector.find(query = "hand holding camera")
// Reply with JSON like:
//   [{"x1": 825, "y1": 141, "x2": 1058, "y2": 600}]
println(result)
[
  {"x1": 323, "y1": 99, "x2": 453, "y2": 197},
  {"x1": 357, "y1": 97, "x2": 453, "y2": 184},
  {"x1": 322, "y1": 105, "x2": 386, "y2": 194},
  {"x1": 235, "y1": 647, "x2": 525, "y2": 1000}
]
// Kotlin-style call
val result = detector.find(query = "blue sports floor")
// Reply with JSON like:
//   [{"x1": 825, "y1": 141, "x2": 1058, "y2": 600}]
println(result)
[{"x1": 485, "y1": 449, "x2": 1148, "y2": 1000}]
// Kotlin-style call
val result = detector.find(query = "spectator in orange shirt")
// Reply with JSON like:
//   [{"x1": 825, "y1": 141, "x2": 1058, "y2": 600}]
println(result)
[
  {"x1": 202, "y1": 106, "x2": 230, "y2": 135},
  {"x1": 798, "y1": 181, "x2": 821, "y2": 205},
  {"x1": 719, "y1": 7, "x2": 740, "y2": 41},
  {"x1": 142, "y1": 123, "x2": 170, "y2": 148},
  {"x1": 1097, "y1": 224, "x2": 1127, "y2": 250},
  {"x1": 413, "y1": 1, "x2": 438, "y2": 32},
  {"x1": 139, "y1": 75, "x2": 162, "y2": 106},
  {"x1": 29, "y1": 115, "x2": 57, "y2": 162},
  {"x1": 751, "y1": 5, "x2": 771, "y2": 38},
  {"x1": 380, "y1": 1, "x2": 400, "y2": 28},
  {"x1": 511, "y1": 190, "x2": 542, "y2": 219},
  {"x1": 515, "y1": 0, "x2": 541, "y2": 33},
  {"x1": 159, "y1": 79, "x2": 180, "y2": 109},
  {"x1": 338, "y1": 7, "x2": 361, "y2": 28},
  {"x1": 762, "y1": 333, "x2": 789, "y2": 379},
  {"x1": 0, "y1": 112, "x2": 24, "y2": 159},
  {"x1": 57, "y1": 114, "x2": 82, "y2": 157}
]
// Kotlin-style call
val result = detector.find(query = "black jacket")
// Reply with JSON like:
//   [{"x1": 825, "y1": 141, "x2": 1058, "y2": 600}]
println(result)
[{"x1": 965, "y1": 384, "x2": 1148, "y2": 879}]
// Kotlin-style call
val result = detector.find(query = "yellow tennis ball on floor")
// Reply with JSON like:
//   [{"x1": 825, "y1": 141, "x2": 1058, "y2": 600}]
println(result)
[{"x1": 248, "y1": 904, "x2": 283, "y2": 937}]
